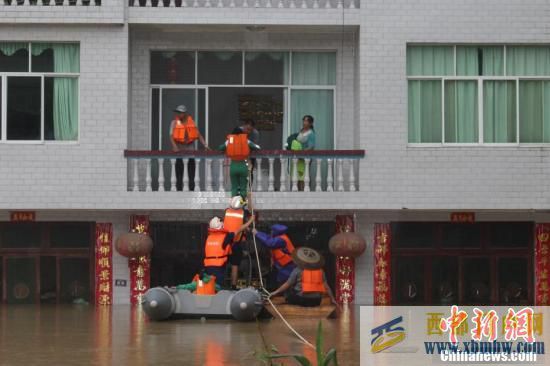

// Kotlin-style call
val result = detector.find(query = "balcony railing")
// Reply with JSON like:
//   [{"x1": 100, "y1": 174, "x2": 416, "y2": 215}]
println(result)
[
  {"x1": 2, "y1": 0, "x2": 101, "y2": 5},
  {"x1": 128, "y1": 0, "x2": 358, "y2": 9},
  {"x1": 124, "y1": 150, "x2": 364, "y2": 193}
]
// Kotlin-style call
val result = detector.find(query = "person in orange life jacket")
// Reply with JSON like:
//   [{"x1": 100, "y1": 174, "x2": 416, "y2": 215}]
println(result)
[
  {"x1": 252, "y1": 224, "x2": 297, "y2": 285},
  {"x1": 224, "y1": 196, "x2": 251, "y2": 290},
  {"x1": 170, "y1": 105, "x2": 208, "y2": 191},
  {"x1": 218, "y1": 127, "x2": 260, "y2": 199},
  {"x1": 203, "y1": 214, "x2": 255, "y2": 287},
  {"x1": 269, "y1": 266, "x2": 337, "y2": 307}
]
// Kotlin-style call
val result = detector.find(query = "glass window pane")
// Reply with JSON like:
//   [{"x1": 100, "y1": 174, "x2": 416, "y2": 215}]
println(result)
[
  {"x1": 44, "y1": 77, "x2": 79, "y2": 141},
  {"x1": 444, "y1": 80, "x2": 478, "y2": 143},
  {"x1": 456, "y1": 46, "x2": 504, "y2": 76},
  {"x1": 30, "y1": 43, "x2": 79, "y2": 73},
  {"x1": 483, "y1": 81, "x2": 516, "y2": 143},
  {"x1": 1, "y1": 223, "x2": 42, "y2": 248},
  {"x1": 489, "y1": 222, "x2": 532, "y2": 248},
  {"x1": 0, "y1": 42, "x2": 29, "y2": 72},
  {"x1": 432, "y1": 257, "x2": 458, "y2": 305},
  {"x1": 50, "y1": 223, "x2": 92, "y2": 248},
  {"x1": 60, "y1": 258, "x2": 90, "y2": 303},
  {"x1": 392, "y1": 222, "x2": 435, "y2": 248},
  {"x1": 7, "y1": 76, "x2": 41, "y2": 140},
  {"x1": 32, "y1": 47, "x2": 54, "y2": 73},
  {"x1": 441, "y1": 223, "x2": 481, "y2": 248},
  {"x1": 292, "y1": 52, "x2": 336, "y2": 85},
  {"x1": 6, "y1": 257, "x2": 36, "y2": 304},
  {"x1": 150, "y1": 51, "x2": 195, "y2": 84},
  {"x1": 463, "y1": 257, "x2": 491, "y2": 305},
  {"x1": 198, "y1": 51, "x2": 242, "y2": 85},
  {"x1": 408, "y1": 80, "x2": 442, "y2": 143},
  {"x1": 290, "y1": 90, "x2": 333, "y2": 149},
  {"x1": 394, "y1": 257, "x2": 425, "y2": 305},
  {"x1": 507, "y1": 46, "x2": 550, "y2": 76},
  {"x1": 245, "y1": 52, "x2": 289, "y2": 85},
  {"x1": 151, "y1": 88, "x2": 160, "y2": 149},
  {"x1": 407, "y1": 46, "x2": 454, "y2": 76},
  {"x1": 498, "y1": 258, "x2": 529, "y2": 305},
  {"x1": 519, "y1": 81, "x2": 550, "y2": 143}
]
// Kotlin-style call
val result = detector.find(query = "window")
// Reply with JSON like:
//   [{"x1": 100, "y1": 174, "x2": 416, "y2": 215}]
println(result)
[
  {"x1": 0, "y1": 42, "x2": 80, "y2": 142},
  {"x1": 407, "y1": 45, "x2": 550, "y2": 144},
  {"x1": 391, "y1": 222, "x2": 534, "y2": 305},
  {"x1": 149, "y1": 50, "x2": 336, "y2": 153}
]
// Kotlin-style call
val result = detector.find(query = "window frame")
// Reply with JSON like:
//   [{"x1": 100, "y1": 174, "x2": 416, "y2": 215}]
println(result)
[
  {"x1": 148, "y1": 49, "x2": 338, "y2": 150},
  {"x1": 407, "y1": 44, "x2": 550, "y2": 146},
  {"x1": 0, "y1": 42, "x2": 80, "y2": 144}
]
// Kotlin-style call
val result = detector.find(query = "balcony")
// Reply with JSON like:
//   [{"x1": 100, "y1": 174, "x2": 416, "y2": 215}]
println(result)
[
  {"x1": 127, "y1": 0, "x2": 360, "y2": 26},
  {"x1": 0, "y1": 0, "x2": 125, "y2": 24},
  {"x1": 124, "y1": 149, "x2": 364, "y2": 193}
]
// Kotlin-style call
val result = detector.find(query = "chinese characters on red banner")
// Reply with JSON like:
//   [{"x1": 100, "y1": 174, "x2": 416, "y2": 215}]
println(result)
[
  {"x1": 10, "y1": 211, "x2": 36, "y2": 222},
  {"x1": 335, "y1": 215, "x2": 355, "y2": 305},
  {"x1": 129, "y1": 215, "x2": 150, "y2": 305},
  {"x1": 536, "y1": 224, "x2": 550, "y2": 305},
  {"x1": 374, "y1": 223, "x2": 391, "y2": 305},
  {"x1": 95, "y1": 223, "x2": 113, "y2": 305}
]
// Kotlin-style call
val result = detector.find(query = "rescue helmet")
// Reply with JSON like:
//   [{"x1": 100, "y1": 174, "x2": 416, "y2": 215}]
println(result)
[
  {"x1": 230, "y1": 196, "x2": 245, "y2": 210},
  {"x1": 209, "y1": 216, "x2": 223, "y2": 230}
]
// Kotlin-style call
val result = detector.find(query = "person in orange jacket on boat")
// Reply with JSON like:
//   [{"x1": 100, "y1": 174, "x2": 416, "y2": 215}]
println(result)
[
  {"x1": 252, "y1": 224, "x2": 297, "y2": 285},
  {"x1": 268, "y1": 247, "x2": 337, "y2": 307},
  {"x1": 204, "y1": 214, "x2": 255, "y2": 287}
]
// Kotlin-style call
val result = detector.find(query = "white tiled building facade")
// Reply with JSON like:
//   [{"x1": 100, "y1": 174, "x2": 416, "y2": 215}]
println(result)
[{"x1": 0, "y1": 0, "x2": 549, "y2": 305}]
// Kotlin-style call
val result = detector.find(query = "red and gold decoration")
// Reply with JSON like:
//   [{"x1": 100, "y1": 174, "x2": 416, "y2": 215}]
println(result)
[
  {"x1": 95, "y1": 223, "x2": 113, "y2": 305},
  {"x1": 10, "y1": 211, "x2": 35, "y2": 222},
  {"x1": 450, "y1": 212, "x2": 475, "y2": 223},
  {"x1": 374, "y1": 223, "x2": 391, "y2": 305},
  {"x1": 332, "y1": 215, "x2": 361, "y2": 306},
  {"x1": 535, "y1": 223, "x2": 550, "y2": 305},
  {"x1": 129, "y1": 215, "x2": 151, "y2": 305}
]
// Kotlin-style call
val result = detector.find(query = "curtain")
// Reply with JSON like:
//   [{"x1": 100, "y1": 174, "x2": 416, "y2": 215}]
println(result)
[
  {"x1": 484, "y1": 81, "x2": 516, "y2": 143},
  {"x1": 444, "y1": 81, "x2": 478, "y2": 143},
  {"x1": 507, "y1": 46, "x2": 550, "y2": 76},
  {"x1": 290, "y1": 90, "x2": 334, "y2": 149},
  {"x1": 0, "y1": 42, "x2": 27, "y2": 56},
  {"x1": 408, "y1": 80, "x2": 442, "y2": 143},
  {"x1": 292, "y1": 52, "x2": 336, "y2": 85},
  {"x1": 291, "y1": 90, "x2": 333, "y2": 190},
  {"x1": 456, "y1": 46, "x2": 503, "y2": 76},
  {"x1": 407, "y1": 46, "x2": 454, "y2": 76},
  {"x1": 519, "y1": 81, "x2": 550, "y2": 143}
]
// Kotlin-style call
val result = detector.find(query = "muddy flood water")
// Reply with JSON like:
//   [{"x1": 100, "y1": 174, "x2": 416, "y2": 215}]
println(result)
[{"x1": 0, "y1": 305, "x2": 359, "y2": 365}]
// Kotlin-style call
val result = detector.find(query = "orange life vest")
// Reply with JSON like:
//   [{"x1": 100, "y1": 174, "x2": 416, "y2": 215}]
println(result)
[
  {"x1": 272, "y1": 234, "x2": 295, "y2": 267},
  {"x1": 193, "y1": 274, "x2": 217, "y2": 295},
  {"x1": 226, "y1": 134, "x2": 250, "y2": 161},
  {"x1": 204, "y1": 229, "x2": 231, "y2": 267},
  {"x1": 224, "y1": 208, "x2": 244, "y2": 243},
  {"x1": 301, "y1": 269, "x2": 326, "y2": 294},
  {"x1": 172, "y1": 116, "x2": 199, "y2": 144}
]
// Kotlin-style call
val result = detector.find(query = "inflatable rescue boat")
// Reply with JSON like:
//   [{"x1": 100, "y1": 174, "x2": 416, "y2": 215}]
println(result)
[{"x1": 142, "y1": 287, "x2": 264, "y2": 321}]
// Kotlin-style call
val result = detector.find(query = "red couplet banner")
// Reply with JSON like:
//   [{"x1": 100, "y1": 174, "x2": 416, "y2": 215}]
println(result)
[
  {"x1": 373, "y1": 223, "x2": 391, "y2": 305},
  {"x1": 95, "y1": 223, "x2": 113, "y2": 305}
]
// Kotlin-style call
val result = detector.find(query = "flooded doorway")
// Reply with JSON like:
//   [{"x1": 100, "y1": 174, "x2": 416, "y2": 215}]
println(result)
[{"x1": 0, "y1": 222, "x2": 94, "y2": 304}]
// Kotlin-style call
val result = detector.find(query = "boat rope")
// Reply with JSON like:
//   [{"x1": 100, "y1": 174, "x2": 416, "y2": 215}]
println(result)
[{"x1": 246, "y1": 164, "x2": 315, "y2": 349}]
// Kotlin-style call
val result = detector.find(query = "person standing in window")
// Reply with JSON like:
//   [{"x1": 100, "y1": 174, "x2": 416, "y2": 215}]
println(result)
[
  {"x1": 170, "y1": 105, "x2": 208, "y2": 191},
  {"x1": 292, "y1": 115, "x2": 315, "y2": 191}
]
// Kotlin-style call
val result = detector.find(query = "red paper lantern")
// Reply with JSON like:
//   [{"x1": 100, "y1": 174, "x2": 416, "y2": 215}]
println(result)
[
  {"x1": 329, "y1": 231, "x2": 366, "y2": 258},
  {"x1": 115, "y1": 232, "x2": 153, "y2": 258}
]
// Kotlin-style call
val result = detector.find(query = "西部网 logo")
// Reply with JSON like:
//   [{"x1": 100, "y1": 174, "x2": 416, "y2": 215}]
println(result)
[{"x1": 371, "y1": 316, "x2": 406, "y2": 353}]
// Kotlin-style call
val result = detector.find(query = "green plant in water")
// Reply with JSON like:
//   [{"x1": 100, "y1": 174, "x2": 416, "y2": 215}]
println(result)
[{"x1": 255, "y1": 321, "x2": 338, "y2": 366}]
